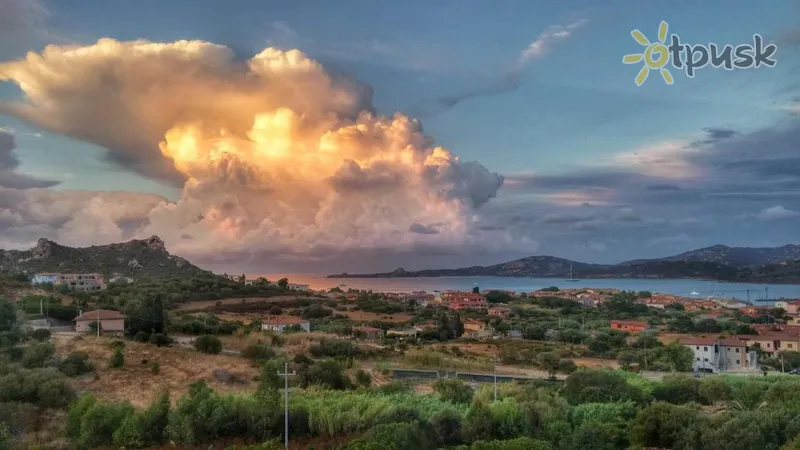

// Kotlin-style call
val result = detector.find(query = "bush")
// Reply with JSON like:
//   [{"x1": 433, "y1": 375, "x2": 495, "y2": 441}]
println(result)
[
  {"x1": 194, "y1": 335, "x2": 222, "y2": 354},
  {"x1": 110, "y1": 347, "x2": 125, "y2": 368},
  {"x1": 151, "y1": 362, "x2": 160, "y2": 374},
  {"x1": 133, "y1": 331, "x2": 150, "y2": 342},
  {"x1": 652, "y1": 374, "x2": 702, "y2": 405},
  {"x1": 433, "y1": 379, "x2": 474, "y2": 404},
  {"x1": 31, "y1": 328, "x2": 51, "y2": 341},
  {"x1": 355, "y1": 369, "x2": 372, "y2": 387},
  {"x1": 268, "y1": 305, "x2": 283, "y2": 315},
  {"x1": 430, "y1": 408, "x2": 463, "y2": 446},
  {"x1": 59, "y1": 351, "x2": 94, "y2": 377},
  {"x1": 21, "y1": 342, "x2": 55, "y2": 368},
  {"x1": 148, "y1": 333, "x2": 172, "y2": 347},
  {"x1": 241, "y1": 343, "x2": 276, "y2": 363},
  {"x1": 0, "y1": 367, "x2": 75, "y2": 407}
]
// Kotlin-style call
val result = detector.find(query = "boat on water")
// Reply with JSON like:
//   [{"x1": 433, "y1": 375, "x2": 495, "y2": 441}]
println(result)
[{"x1": 565, "y1": 264, "x2": 580, "y2": 282}]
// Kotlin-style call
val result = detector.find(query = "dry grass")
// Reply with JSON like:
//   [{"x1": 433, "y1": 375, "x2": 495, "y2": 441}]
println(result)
[
  {"x1": 175, "y1": 295, "x2": 311, "y2": 312},
  {"x1": 572, "y1": 357, "x2": 620, "y2": 369},
  {"x1": 344, "y1": 311, "x2": 413, "y2": 323},
  {"x1": 53, "y1": 334, "x2": 259, "y2": 408}
]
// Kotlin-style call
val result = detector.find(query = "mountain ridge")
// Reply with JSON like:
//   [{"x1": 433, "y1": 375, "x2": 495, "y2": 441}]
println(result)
[
  {"x1": 0, "y1": 236, "x2": 212, "y2": 280},
  {"x1": 328, "y1": 244, "x2": 800, "y2": 283}
]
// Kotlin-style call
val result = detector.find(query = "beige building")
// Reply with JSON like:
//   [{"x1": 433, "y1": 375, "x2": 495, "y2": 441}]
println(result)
[
  {"x1": 75, "y1": 309, "x2": 125, "y2": 333},
  {"x1": 33, "y1": 272, "x2": 106, "y2": 292}
]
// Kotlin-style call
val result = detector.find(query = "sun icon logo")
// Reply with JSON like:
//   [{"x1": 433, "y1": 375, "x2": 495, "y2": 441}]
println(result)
[{"x1": 623, "y1": 21, "x2": 675, "y2": 86}]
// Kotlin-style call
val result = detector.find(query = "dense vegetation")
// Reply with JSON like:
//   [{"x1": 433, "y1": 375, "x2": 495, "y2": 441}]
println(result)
[{"x1": 57, "y1": 365, "x2": 800, "y2": 450}]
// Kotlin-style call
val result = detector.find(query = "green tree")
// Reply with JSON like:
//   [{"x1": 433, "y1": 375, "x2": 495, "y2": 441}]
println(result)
[
  {"x1": 629, "y1": 401, "x2": 702, "y2": 450},
  {"x1": 699, "y1": 376, "x2": 732, "y2": 405},
  {"x1": 194, "y1": 335, "x2": 222, "y2": 354},
  {"x1": 537, "y1": 352, "x2": 561, "y2": 379},
  {"x1": 433, "y1": 379, "x2": 474, "y2": 404},
  {"x1": 110, "y1": 347, "x2": 125, "y2": 368},
  {"x1": 278, "y1": 278, "x2": 289, "y2": 289}
]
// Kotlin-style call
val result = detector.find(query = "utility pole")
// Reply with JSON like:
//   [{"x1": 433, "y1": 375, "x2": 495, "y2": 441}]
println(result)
[
  {"x1": 277, "y1": 362, "x2": 296, "y2": 450},
  {"x1": 492, "y1": 357, "x2": 497, "y2": 402}
]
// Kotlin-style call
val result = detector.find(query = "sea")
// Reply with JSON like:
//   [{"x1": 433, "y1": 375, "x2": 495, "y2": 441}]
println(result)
[{"x1": 254, "y1": 274, "x2": 800, "y2": 302}]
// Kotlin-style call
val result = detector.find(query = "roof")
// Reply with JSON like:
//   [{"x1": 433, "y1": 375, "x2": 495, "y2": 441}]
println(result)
[
  {"x1": 611, "y1": 320, "x2": 649, "y2": 327},
  {"x1": 680, "y1": 337, "x2": 717, "y2": 346},
  {"x1": 718, "y1": 338, "x2": 746, "y2": 347},
  {"x1": 75, "y1": 309, "x2": 125, "y2": 321},
  {"x1": 34, "y1": 272, "x2": 61, "y2": 276},
  {"x1": 263, "y1": 316, "x2": 308, "y2": 325}
]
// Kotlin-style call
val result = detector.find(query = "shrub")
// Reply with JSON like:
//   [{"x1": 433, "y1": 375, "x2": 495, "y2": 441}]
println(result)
[
  {"x1": 433, "y1": 379, "x2": 474, "y2": 404},
  {"x1": 31, "y1": 328, "x2": 51, "y2": 341},
  {"x1": 151, "y1": 362, "x2": 160, "y2": 374},
  {"x1": 194, "y1": 335, "x2": 222, "y2": 354},
  {"x1": 0, "y1": 367, "x2": 75, "y2": 407},
  {"x1": 21, "y1": 342, "x2": 55, "y2": 368},
  {"x1": 59, "y1": 351, "x2": 94, "y2": 377},
  {"x1": 355, "y1": 369, "x2": 372, "y2": 387},
  {"x1": 148, "y1": 333, "x2": 172, "y2": 347},
  {"x1": 268, "y1": 305, "x2": 283, "y2": 315},
  {"x1": 652, "y1": 374, "x2": 702, "y2": 405},
  {"x1": 241, "y1": 343, "x2": 276, "y2": 363},
  {"x1": 110, "y1": 347, "x2": 125, "y2": 368},
  {"x1": 430, "y1": 408, "x2": 463, "y2": 446},
  {"x1": 133, "y1": 331, "x2": 150, "y2": 342}
]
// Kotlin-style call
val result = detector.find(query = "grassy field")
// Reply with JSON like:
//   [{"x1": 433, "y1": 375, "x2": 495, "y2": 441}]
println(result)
[
  {"x1": 344, "y1": 310, "x2": 414, "y2": 323},
  {"x1": 53, "y1": 334, "x2": 259, "y2": 408},
  {"x1": 174, "y1": 294, "x2": 316, "y2": 311}
]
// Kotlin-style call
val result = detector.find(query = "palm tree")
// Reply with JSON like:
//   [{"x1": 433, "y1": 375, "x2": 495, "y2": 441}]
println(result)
[{"x1": 726, "y1": 384, "x2": 767, "y2": 411}]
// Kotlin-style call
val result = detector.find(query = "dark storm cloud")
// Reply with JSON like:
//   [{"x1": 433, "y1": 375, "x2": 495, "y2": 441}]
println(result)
[
  {"x1": 0, "y1": 129, "x2": 60, "y2": 189},
  {"x1": 408, "y1": 223, "x2": 439, "y2": 235}
]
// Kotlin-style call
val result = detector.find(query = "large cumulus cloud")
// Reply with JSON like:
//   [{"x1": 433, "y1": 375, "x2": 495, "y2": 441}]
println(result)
[{"x1": 0, "y1": 39, "x2": 512, "y2": 267}]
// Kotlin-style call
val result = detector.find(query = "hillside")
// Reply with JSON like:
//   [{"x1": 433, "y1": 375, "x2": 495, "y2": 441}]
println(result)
[
  {"x1": 622, "y1": 244, "x2": 800, "y2": 268},
  {"x1": 328, "y1": 245, "x2": 800, "y2": 282},
  {"x1": 0, "y1": 236, "x2": 212, "y2": 280}
]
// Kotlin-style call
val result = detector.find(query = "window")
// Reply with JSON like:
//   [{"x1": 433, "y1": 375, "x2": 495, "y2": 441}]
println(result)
[
  {"x1": 704, "y1": 358, "x2": 708, "y2": 362},
  {"x1": 703, "y1": 347, "x2": 708, "y2": 351},
  {"x1": 736, "y1": 360, "x2": 740, "y2": 364},
  {"x1": 696, "y1": 346, "x2": 699, "y2": 350},
  {"x1": 736, "y1": 348, "x2": 740, "y2": 353},
  {"x1": 696, "y1": 357, "x2": 700, "y2": 361}
]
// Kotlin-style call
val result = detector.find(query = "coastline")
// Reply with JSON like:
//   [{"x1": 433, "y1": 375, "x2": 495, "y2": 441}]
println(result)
[{"x1": 325, "y1": 273, "x2": 800, "y2": 285}]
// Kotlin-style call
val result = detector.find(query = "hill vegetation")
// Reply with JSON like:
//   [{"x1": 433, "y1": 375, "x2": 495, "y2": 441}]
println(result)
[
  {"x1": 330, "y1": 244, "x2": 800, "y2": 282},
  {"x1": 0, "y1": 236, "x2": 211, "y2": 280}
]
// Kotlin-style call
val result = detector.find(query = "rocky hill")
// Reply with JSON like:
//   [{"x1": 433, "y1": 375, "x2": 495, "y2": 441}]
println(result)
[
  {"x1": 0, "y1": 236, "x2": 212, "y2": 280},
  {"x1": 622, "y1": 244, "x2": 800, "y2": 268},
  {"x1": 329, "y1": 245, "x2": 800, "y2": 282}
]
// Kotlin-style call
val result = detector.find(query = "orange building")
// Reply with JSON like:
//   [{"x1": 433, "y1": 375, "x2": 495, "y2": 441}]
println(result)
[{"x1": 610, "y1": 320, "x2": 650, "y2": 333}]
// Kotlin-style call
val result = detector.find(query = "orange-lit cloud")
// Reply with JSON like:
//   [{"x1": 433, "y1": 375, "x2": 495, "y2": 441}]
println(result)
[{"x1": 0, "y1": 40, "x2": 511, "y2": 264}]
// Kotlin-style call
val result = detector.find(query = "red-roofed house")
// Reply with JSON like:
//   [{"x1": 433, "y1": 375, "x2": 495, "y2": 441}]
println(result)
[
  {"x1": 610, "y1": 320, "x2": 649, "y2": 333},
  {"x1": 463, "y1": 319, "x2": 492, "y2": 339},
  {"x1": 443, "y1": 292, "x2": 488, "y2": 311},
  {"x1": 488, "y1": 306, "x2": 511, "y2": 318},
  {"x1": 75, "y1": 309, "x2": 125, "y2": 333}
]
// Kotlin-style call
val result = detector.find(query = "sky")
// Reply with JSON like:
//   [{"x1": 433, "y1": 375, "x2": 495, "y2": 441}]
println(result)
[{"x1": 0, "y1": 0, "x2": 798, "y2": 273}]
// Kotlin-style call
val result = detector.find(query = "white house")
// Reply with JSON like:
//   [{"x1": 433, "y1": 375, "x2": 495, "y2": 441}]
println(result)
[
  {"x1": 261, "y1": 316, "x2": 310, "y2": 333},
  {"x1": 680, "y1": 336, "x2": 754, "y2": 372}
]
